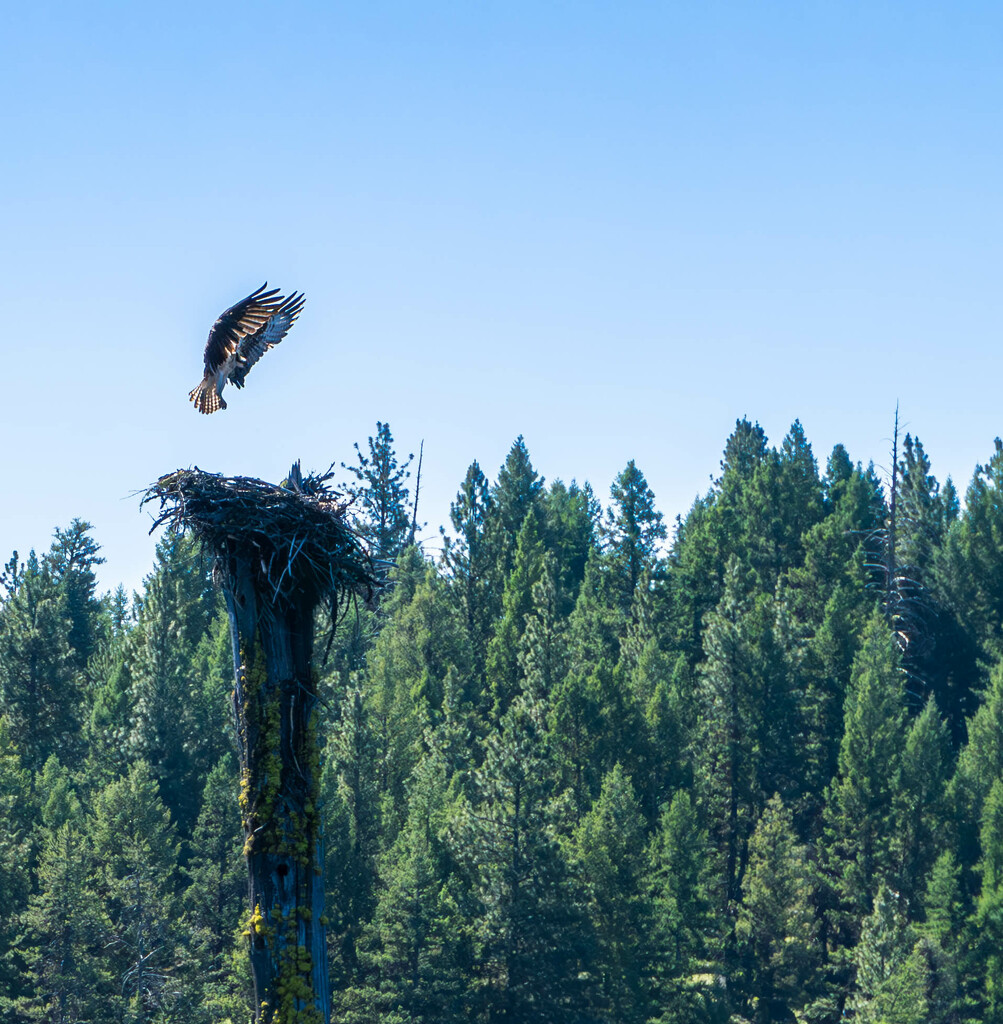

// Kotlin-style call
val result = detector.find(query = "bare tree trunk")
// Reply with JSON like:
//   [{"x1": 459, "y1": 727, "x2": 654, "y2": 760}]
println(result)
[
  {"x1": 223, "y1": 543, "x2": 330, "y2": 1024},
  {"x1": 886, "y1": 404, "x2": 899, "y2": 614},
  {"x1": 143, "y1": 466, "x2": 377, "y2": 1023}
]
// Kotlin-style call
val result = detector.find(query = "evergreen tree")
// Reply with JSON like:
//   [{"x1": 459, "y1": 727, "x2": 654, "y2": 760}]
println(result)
[
  {"x1": 365, "y1": 552, "x2": 473, "y2": 820},
  {"x1": 637, "y1": 648, "x2": 689, "y2": 818},
  {"x1": 517, "y1": 555, "x2": 569, "y2": 701},
  {"x1": 0, "y1": 550, "x2": 81, "y2": 771},
  {"x1": 571, "y1": 764, "x2": 647, "y2": 1024},
  {"x1": 108, "y1": 583, "x2": 133, "y2": 636},
  {"x1": 694, "y1": 559, "x2": 797, "y2": 911},
  {"x1": 785, "y1": 469, "x2": 876, "y2": 835},
  {"x1": 663, "y1": 493, "x2": 727, "y2": 667},
  {"x1": 896, "y1": 434, "x2": 953, "y2": 582},
  {"x1": 486, "y1": 507, "x2": 546, "y2": 717},
  {"x1": 735, "y1": 419, "x2": 824, "y2": 591},
  {"x1": 0, "y1": 718, "x2": 34, "y2": 1015},
  {"x1": 343, "y1": 421, "x2": 416, "y2": 565},
  {"x1": 951, "y1": 657, "x2": 1003, "y2": 867},
  {"x1": 720, "y1": 418, "x2": 770, "y2": 485},
  {"x1": 644, "y1": 790, "x2": 723, "y2": 1024},
  {"x1": 975, "y1": 778, "x2": 1003, "y2": 1023},
  {"x1": 35, "y1": 754, "x2": 82, "y2": 832},
  {"x1": 44, "y1": 518, "x2": 106, "y2": 670},
  {"x1": 786, "y1": 456, "x2": 883, "y2": 631},
  {"x1": 549, "y1": 658, "x2": 647, "y2": 820},
  {"x1": 824, "y1": 612, "x2": 908, "y2": 923},
  {"x1": 890, "y1": 434, "x2": 967, "y2": 730},
  {"x1": 921, "y1": 851, "x2": 966, "y2": 951},
  {"x1": 18, "y1": 821, "x2": 109, "y2": 1024},
  {"x1": 354, "y1": 752, "x2": 467, "y2": 1024},
  {"x1": 541, "y1": 479, "x2": 598, "y2": 616},
  {"x1": 0, "y1": 548, "x2": 24, "y2": 599},
  {"x1": 324, "y1": 686, "x2": 382, "y2": 993},
  {"x1": 937, "y1": 438, "x2": 1003, "y2": 674},
  {"x1": 13, "y1": 418, "x2": 1003, "y2": 1016},
  {"x1": 85, "y1": 648, "x2": 134, "y2": 785},
  {"x1": 892, "y1": 696, "x2": 950, "y2": 904},
  {"x1": 603, "y1": 461, "x2": 666, "y2": 611},
  {"x1": 821, "y1": 442, "x2": 854, "y2": 506},
  {"x1": 734, "y1": 794, "x2": 818, "y2": 1023},
  {"x1": 660, "y1": 419, "x2": 772, "y2": 671},
  {"x1": 548, "y1": 667, "x2": 606, "y2": 815},
  {"x1": 919, "y1": 851, "x2": 971, "y2": 1024},
  {"x1": 127, "y1": 533, "x2": 218, "y2": 836},
  {"x1": 450, "y1": 692, "x2": 591, "y2": 1022},
  {"x1": 488, "y1": 436, "x2": 544, "y2": 582},
  {"x1": 183, "y1": 755, "x2": 246, "y2": 1019},
  {"x1": 566, "y1": 546, "x2": 628, "y2": 673},
  {"x1": 848, "y1": 887, "x2": 929, "y2": 1024},
  {"x1": 91, "y1": 760, "x2": 184, "y2": 1022},
  {"x1": 191, "y1": 612, "x2": 241, "y2": 770},
  {"x1": 441, "y1": 460, "x2": 499, "y2": 682}
]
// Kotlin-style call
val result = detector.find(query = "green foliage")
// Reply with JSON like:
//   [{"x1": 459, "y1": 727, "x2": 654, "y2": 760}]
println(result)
[
  {"x1": 366, "y1": 551, "x2": 473, "y2": 819},
  {"x1": 324, "y1": 686, "x2": 382, "y2": 992},
  {"x1": 91, "y1": 760, "x2": 184, "y2": 1020},
  {"x1": 449, "y1": 691, "x2": 592, "y2": 1022},
  {"x1": 127, "y1": 533, "x2": 220, "y2": 835},
  {"x1": 734, "y1": 795, "x2": 818, "y2": 1022},
  {"x1": 490, "y1": 435, "x2": 544, "y2": 579},
  {"x1": 343, "y1": 421, "x2": 417, "y2": 565},
  {"x1": 952, "y1": 656, "x2": 1003, "y2": 866},
  {"x1": 85, "y1": 645, "x2": 135, "y2": 784},
  {"x1": 486, "y1": 506, "x2": 546, "y2": 717},
  {"x1": 695, "y1": 559, "x2": 797, "y2": 909},
  {"x1": 184, "y1": 755, "x2": 247, "y2": 1016},
  {"x1": 976, "y1": 779, "x2": 1003, "y2": 1023},
  {"x1": 0, "y1": 550, "x2": 81, "y2": 771},
  {"x1": 542, "y1": 479, "x2": 597, "y2": 615},
  {"x1": 603, "y1": 461, "x2": 666, "y2": 611},
  {"x1": 824, "y1": 611, "x2": 908, "y2": 920},
  {"x1": 441, "y1": 459, "x2": 499, "y2": 683},
  {"x1": 892, "y1": 696, "x2": 950, "y2": 903},
  {"x1": 572, "y1": 765, "x2": 647, "y2": 1023},
  {"x1": 18, "y1": 820, "x2": 109, "y2": 1023},
  {"x1": 918, "y1": 851, "x2": 972, "y2": 1024},
  {"x1": 348, "y1": 751, "x2": 467, "y2": 1023},
  {"x1": 0, "y1": 718, "x2": 34, "y2": 1013},
  {"x1": 848, "y1": 887, "x2": 929, "y2": 1024},
  {"x1": 517, "y1": 556, "x2": 569, "y2": 701},
  {"x1": 44, "y1": 517, "x2": 106, "y2": 670},
  {"x1": 7, "y1": 419, "x2": 1003, "y2": 1022},
  {"x1": 645, "y1": 790, "x2": 723, "y2": 1024},
  {"x1": 938, "y1": 438, "x2": 1003, "y2": 664}
]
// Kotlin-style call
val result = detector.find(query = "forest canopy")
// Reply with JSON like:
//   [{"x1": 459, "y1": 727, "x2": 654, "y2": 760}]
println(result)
[{"x1": 2, "y1": 417, "x2": 1003, "y2": 1023}]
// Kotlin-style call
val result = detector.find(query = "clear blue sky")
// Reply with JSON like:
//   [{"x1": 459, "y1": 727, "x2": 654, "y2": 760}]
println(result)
[{"x1": 3, "y1": 2, "x2": 1002, "y2": 594}]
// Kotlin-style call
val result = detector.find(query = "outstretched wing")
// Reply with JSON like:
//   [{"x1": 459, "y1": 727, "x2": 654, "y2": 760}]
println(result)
[
  {"x1": 203, "y1": 283, "x2": 284, "y2": 375},
  {"x1": 229, "y1": 291, "x2": 305, "y2": 388}
]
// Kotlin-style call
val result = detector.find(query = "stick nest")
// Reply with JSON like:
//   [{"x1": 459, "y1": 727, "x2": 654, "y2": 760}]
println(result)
[{"x1": 142, "y1": 465, "x2": 380, "y2": 608}]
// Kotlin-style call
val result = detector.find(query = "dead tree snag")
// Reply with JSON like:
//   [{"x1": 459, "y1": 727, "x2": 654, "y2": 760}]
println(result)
[{"x1": 144, "y1": 465, "x2": 378, "y2": 1023}]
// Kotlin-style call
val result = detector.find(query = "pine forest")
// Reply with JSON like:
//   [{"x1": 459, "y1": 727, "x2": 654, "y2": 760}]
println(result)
[{"x1": 8, "y1": 416, "x2": 1003, "y2": 1024}]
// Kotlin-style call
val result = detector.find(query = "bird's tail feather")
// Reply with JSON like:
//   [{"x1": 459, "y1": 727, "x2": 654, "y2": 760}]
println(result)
[{"x1": 189, "y1": 378, "x2": 226, "y2": 414}]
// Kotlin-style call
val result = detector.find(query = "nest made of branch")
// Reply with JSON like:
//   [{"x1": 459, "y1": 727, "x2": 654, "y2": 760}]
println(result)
[{"x1": 143, "y1": 467, "x2": 381, "y2": 609}]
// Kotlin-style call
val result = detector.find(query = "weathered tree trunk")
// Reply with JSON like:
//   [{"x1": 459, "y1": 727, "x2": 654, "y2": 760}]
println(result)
[
  {"x1": 143, "y1": 465, "x2": 376, "y2": 1023},
  {"x1": 223, "y1": 543, "x2": 330, "y2": 1024}
]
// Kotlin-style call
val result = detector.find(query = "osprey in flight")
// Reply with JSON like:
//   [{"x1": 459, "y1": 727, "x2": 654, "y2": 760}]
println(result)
[{"x1": 189, "y1": 284, "x2": 305, "y2": 414}]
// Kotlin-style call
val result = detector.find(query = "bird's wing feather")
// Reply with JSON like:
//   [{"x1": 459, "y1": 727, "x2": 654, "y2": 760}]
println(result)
[
  {"x1": 203, "y1": 283, "x2": 284, "y2": 373},
  {"x1": 229, "y1": 291, "x2": 305, "y2": 387}
]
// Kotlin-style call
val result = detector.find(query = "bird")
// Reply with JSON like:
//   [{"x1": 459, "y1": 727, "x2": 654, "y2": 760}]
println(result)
[{"x1": 189, "y1": 283, "x2": 305, "y2": 413}]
